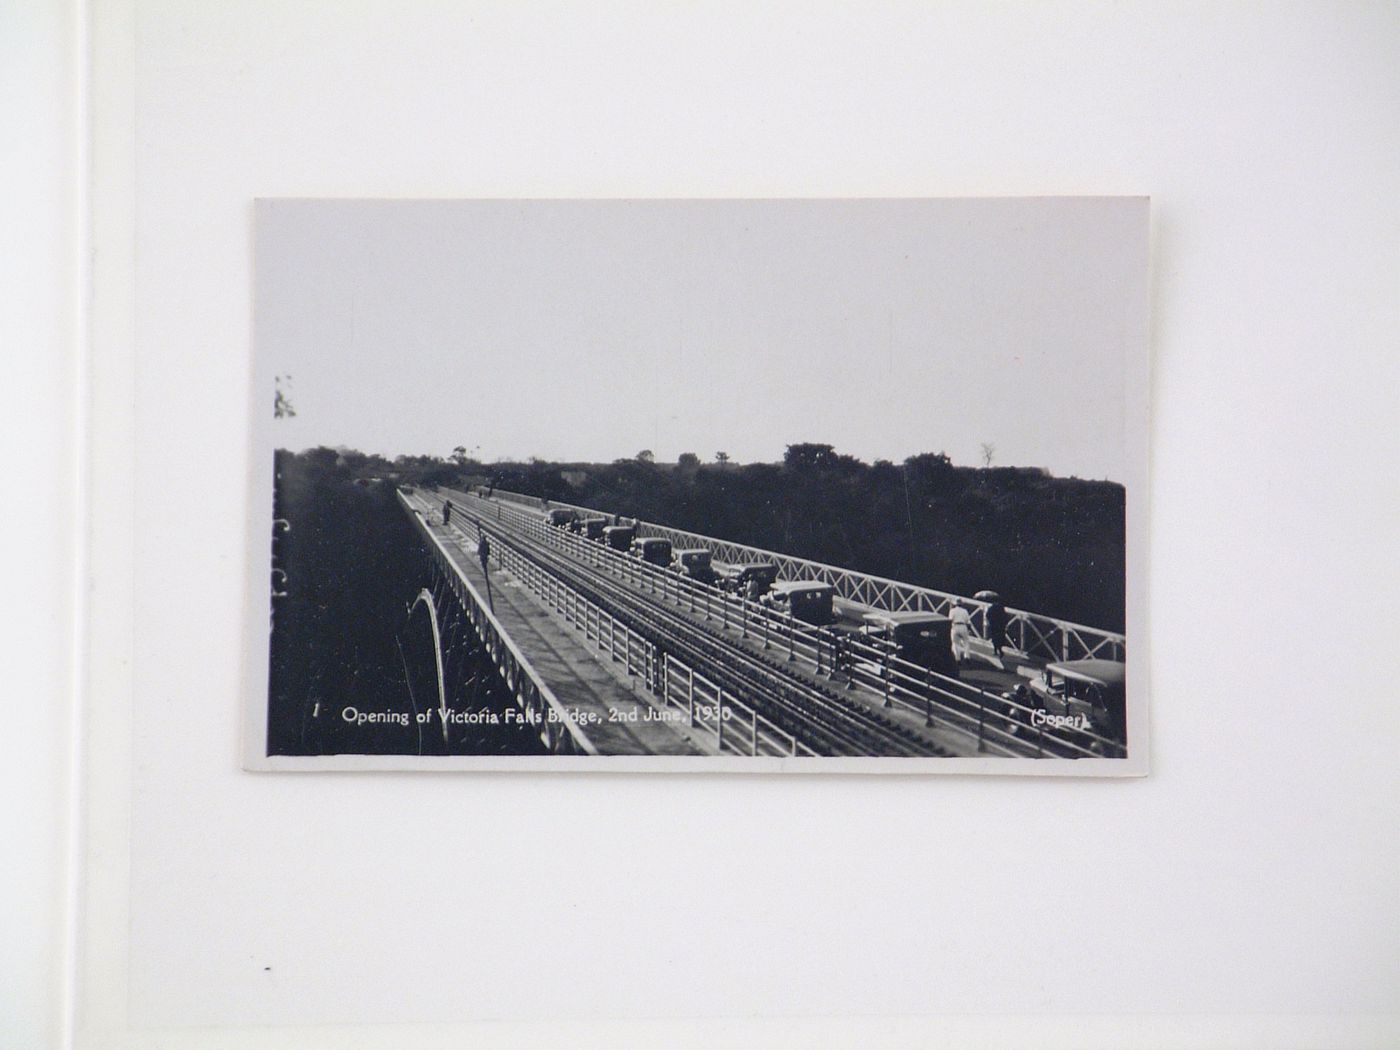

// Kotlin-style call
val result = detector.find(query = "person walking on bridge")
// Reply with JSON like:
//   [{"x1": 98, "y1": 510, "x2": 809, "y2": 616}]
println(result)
[
  {"x1": 949, "y1": 600, "x2": 972, "y2": 665},
  {"x1": 442, "y1": 499, "x2": 453, "y2": 526},
  {"x1": 477, "y1": 531, "x2": 491, "y2": 574}
]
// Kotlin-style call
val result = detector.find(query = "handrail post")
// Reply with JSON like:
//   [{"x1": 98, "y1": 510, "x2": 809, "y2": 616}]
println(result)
[{"x1": 751, "y1": 709, "x2": 758, "y2": 756}]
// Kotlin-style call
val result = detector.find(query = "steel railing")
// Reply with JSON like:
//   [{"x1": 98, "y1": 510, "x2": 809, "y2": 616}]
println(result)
[{"x1": 658, "y1": 653, "x2": 815, "y2": 757}]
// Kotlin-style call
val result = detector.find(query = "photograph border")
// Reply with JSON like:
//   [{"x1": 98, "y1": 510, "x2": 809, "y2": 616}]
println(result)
[{"x1": 242, "y1": 195, "x2": 1150, "y2": 777}]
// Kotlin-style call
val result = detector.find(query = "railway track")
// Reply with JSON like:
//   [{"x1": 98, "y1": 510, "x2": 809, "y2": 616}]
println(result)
[{"x1": 434, "y1": 492, "x2": 952, "y2": 758}]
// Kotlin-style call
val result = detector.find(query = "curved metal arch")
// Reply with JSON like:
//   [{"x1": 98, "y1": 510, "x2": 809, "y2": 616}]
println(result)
[{"x1": 409, "y1": 588, "x2": 451, "y2": 746}]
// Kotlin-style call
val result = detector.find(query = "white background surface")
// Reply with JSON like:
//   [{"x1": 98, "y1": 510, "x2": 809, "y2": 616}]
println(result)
[
  {"x1": 3, "y1": 2, "x2": 79, "y2": 1049},
  {"x1": 7, "y1": 2, "x2": 1399, "y2": 1048}
]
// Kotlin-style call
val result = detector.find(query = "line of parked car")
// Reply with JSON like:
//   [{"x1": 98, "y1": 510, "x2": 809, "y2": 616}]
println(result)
[
  {"x1": 545, "y1": 505, "x2": 959, "y2": 676},
  {"x1": 543, "y1": 502, "x2": 1125, "y2": 748}
]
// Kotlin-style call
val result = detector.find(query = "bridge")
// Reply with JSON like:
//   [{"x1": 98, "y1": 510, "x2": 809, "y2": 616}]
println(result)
[{"x1": 396, "y1": 484, "x2": 1127, "y2": 761}]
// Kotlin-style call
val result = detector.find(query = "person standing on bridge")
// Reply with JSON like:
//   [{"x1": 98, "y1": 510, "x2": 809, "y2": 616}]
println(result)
[
  {"x1": 442, "y1": 499, "x2": 453, "y2": 526},
  {"x1": 986, "y1": 598, "x2": 1009, "y2": 659},
  {"x1": 477, "y1": 531, "x2": 491, "y2": 574},
  {"x1": 949, "y1": 600, "x2": 972, "y2": 665}
]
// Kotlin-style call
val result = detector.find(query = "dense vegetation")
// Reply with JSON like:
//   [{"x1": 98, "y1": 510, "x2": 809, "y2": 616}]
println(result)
[
  {"x1": 293, "y1": 443, "x2": 1124, "y2": 632},
  {"x1": 267, "y1": 448, "x2": 546, "y2": 756}
]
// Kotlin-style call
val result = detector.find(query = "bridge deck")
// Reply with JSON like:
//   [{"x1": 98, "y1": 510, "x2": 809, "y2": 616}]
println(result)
[
  {"x1": 414, "y1": 510, "x2": 708, "y2": 756},
  {"x1": 457, "y1": 490, "x2": 1052, "y2": 754},
  {"x1": 413, "y1": 488, "x2": 1126, "y2": 759},
  {"x1": 444, "y1": 491, "x2": 987, "y2": 756}
]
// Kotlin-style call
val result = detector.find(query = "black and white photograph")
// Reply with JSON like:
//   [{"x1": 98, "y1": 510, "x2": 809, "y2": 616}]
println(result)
[{"x1": 249, "y1": 197, "x2": 1148, "y2": 772}]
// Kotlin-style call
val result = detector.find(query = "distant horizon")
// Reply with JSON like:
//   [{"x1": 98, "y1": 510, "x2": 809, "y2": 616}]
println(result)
[{"x1": 273, "y1": 441, "x2": 1125, "y2": 485}]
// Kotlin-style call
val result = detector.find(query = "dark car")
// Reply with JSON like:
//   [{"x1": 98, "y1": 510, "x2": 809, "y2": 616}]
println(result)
[
  {"x1": 1025, "y1": 658, "x2": 1126, "y2": 742},
  {"x1": 672, "y1": 547, "x2": 716, "y2": 584},
  {"x1": 764, "y1": 581, "x2": 837, "y2": 625},
  {"x1": 581, "y1": 517, "x2": 608, "y2": 540},
  {"x1": 715, "y1": 561, "x2": 780, "y2": 599},
  {"x1": 859, "y1": 611, "x2": 959, "y2": 678},
  {"x1": 631, "y1": 537, "x2": 673, "y2": 567},
  {"x1": 546, "y1": 508, "x2": 576, "y2": 528},
  {"x1": 602, "y1": 525, "x2": 636, "y2": 551}
]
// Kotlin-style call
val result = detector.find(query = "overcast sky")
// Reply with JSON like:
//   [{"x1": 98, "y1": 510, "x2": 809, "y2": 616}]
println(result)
[{"x1": 255, "y1": 198, "x2": 1146, "y2": 482}]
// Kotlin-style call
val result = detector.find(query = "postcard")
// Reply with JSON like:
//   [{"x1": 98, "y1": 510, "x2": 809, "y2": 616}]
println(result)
[{"x1": 245, "y1": 197, "x2": 1149, "y2": 774}]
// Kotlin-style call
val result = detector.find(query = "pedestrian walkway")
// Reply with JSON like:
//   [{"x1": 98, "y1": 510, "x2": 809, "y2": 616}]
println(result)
[{"x1": 411, "y1": 502, "x2": 707, "y2": 756}]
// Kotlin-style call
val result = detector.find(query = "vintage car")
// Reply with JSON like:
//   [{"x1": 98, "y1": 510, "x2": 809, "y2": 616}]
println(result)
[
  {"x1": 1024, "y1": 658, "x2": 1126, "y2": 742},
  {"x1": 602, "y1": 524, "x2": 636, "y2": 551},
  {"x1": 672, "y1": 547, "x2": 717, "y2": 584},
  {"x1": 631, "y1": 537, "x2": 673, "y2": 567},
  {"x1": 858, "y1": 610, "x2": 959, "y2": 678},
  {"x1": 580, "y1": 517, "x2": 608, "y2": 540},
  {"x1": 714, "y1": 561, "x2": 780, "y2": 599},
  {"x1": 764, "y1": 580, "x2": 837, "y2": 625},
  {"x1": 546, "y1": 508, "x2": 576, "y2": 528}
]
